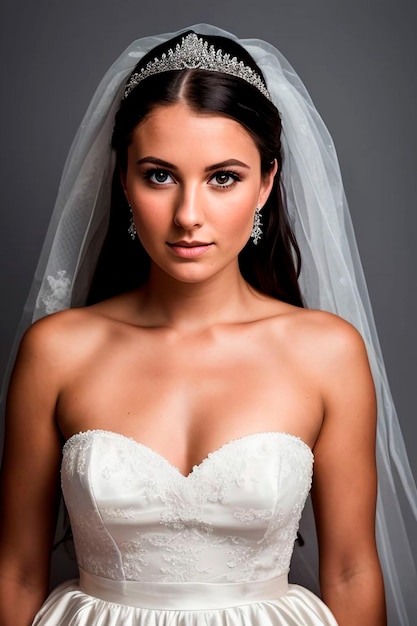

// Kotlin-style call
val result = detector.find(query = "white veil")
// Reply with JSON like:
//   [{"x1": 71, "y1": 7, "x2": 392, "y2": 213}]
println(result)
[{"x1": 4, "y1": 24, "x2": 417, "y2": 625}]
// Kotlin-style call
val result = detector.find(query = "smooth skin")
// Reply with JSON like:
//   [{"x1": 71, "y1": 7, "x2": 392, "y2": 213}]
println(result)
[{"x1": 0, "y1": 102, "x2": 386, "y2": 625}]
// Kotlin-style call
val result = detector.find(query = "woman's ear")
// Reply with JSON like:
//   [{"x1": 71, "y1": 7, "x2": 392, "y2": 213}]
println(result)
[{"x1": 258, "y1": 159, "x2": 278, "y2": 207}]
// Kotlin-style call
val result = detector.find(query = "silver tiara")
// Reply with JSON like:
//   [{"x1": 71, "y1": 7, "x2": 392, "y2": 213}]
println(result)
[{"x1": 123, "y1": 33, "x2": 271, "y2": 101}]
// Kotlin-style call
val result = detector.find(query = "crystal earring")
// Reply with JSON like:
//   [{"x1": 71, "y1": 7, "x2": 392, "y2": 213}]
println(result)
[
  {"x1": 250, "y1": 207, "x2": 263, "y2": 245},
  {"x1": 128, "y1": 205, "x2": 137, "y2": 240}
]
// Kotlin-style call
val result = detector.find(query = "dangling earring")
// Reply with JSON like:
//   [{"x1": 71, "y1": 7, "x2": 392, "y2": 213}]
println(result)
[
  {"x1": 250, "y1": 207, "x2": 263, "y2": 245},
  {"x1": 128, "y1": 205, "x2": 137, "y2": 240}
]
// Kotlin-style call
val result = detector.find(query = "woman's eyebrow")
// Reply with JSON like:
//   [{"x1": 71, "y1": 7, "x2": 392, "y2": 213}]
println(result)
[
  {"x1": 135, "y1": 157, "x2": 250, "y2": 171},
  {"x1": 136, "y1": 156, "x2": 178, "y2": 169},
  {"x1": 204, "y1": 159, "x2": 250, "y2": 172}
]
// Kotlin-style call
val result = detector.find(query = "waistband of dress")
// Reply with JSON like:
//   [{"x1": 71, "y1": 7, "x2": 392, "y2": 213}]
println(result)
[{"x1": 79, "y1": 568, "x2": 289, "y2": 610}]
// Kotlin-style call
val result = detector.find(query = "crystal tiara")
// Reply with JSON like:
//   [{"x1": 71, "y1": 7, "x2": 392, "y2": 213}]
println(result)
[{"x1": 123, "y1": 33, "x2": 271, "y2": 101}]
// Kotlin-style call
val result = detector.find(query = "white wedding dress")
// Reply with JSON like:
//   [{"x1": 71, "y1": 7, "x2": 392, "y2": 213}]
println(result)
[{"x1": 33, "y1": 429, "x2": 338, "y2": 625}]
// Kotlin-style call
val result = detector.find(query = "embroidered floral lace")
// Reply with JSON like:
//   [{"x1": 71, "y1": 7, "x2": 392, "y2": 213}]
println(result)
[{"x1": 62, "y1": 430, "x2": 313, "y2": 584}]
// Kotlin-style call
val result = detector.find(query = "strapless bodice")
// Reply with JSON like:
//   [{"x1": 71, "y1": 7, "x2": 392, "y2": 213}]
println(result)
[
  {"x1": 61, "y1": 430, "x2": 313, "y2": 585},
  {"x1": 33, "y1": 430, "x2": 339, "y2": 625}
]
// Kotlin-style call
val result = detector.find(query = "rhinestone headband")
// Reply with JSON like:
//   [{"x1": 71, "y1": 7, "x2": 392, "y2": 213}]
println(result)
[{"x1": 123, "y1": 33, "x2": 271, "y2": 101}]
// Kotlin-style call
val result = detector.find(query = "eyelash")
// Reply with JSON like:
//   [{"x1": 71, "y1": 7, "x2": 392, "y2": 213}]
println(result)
[
  {"x1": 143, "y1": 169, "x2": 174, "y2": 185},
  {"x1": 211, "y1": 171, "x2": 241, "y2": 189},
  {"x1": 143, "y1": 168, "x2": 242, "y2": 189}
]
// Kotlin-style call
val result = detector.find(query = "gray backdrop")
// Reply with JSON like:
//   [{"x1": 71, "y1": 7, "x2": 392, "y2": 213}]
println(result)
[{"x1": 1, "y1": 1, "x2": 416, "y2": 481}]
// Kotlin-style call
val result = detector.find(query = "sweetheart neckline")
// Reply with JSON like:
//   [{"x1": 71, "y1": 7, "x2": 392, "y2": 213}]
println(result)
[{"x1": 63, "y1": 429, "x2": 314, "y2": 479}]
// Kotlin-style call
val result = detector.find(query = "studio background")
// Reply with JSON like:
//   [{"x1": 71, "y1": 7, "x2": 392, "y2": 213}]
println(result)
[{"x1": 1, "y1": 0, "x2": 416, "y2": 580}]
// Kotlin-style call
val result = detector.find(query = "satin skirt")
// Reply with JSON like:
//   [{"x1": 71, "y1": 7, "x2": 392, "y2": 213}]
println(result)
[{"x1": 32, "y1": 570, "x2": 338, "y2": 625}]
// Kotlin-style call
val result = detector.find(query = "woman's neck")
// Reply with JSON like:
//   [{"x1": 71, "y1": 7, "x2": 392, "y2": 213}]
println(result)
[{"x1": 137, "y1": 262, "x2": 260, "y2": 333}]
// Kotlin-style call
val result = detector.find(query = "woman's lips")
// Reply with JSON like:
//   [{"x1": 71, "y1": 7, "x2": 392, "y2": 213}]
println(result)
[{"x1": 167, "y1": 241, "x2": 213, "y2": 258}]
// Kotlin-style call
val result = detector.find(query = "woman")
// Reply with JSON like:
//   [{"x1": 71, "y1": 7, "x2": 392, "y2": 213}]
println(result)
[{"x1": 0, "y1": 24, "x2": 414, "y2": 626}]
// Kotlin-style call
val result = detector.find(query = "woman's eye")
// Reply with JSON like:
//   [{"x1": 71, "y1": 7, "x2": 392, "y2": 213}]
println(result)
[
  {"x1": 210, "y1": 171, "x2": 240, "y2": 188},
  {"x1": 146, "y1": 169, "x2": 173, "y2": 184}
]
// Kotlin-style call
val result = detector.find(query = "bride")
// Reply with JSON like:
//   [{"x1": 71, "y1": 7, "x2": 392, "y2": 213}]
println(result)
[{"x1": 0, "y1": 24, "x2": 414, "y2": 626}]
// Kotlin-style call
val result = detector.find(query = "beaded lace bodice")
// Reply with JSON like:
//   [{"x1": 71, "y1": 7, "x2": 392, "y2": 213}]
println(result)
[{"x1": 62, "y1": 430, "x2": 313, "y2": 584}]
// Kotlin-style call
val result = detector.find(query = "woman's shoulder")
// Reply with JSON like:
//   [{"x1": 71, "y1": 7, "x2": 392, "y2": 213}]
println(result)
[
  {"x1": 22, "y1": 305, "x2": 107, "y2": 344},
  {"x1": 263, "y1": 304, "x2": 374, "y2": 411},
  {"x1": 18, "y1": 293, "x2": 135, "y2": 362},
  {"x1": 295, "y1": 307, "x2": 364, "y2": 349},
  {"x1": 283, "y1": 305, "x2": 361, "y2": 339},
  {"x1": 263, "y1": 301, "x2": 368, "y2": 366}
]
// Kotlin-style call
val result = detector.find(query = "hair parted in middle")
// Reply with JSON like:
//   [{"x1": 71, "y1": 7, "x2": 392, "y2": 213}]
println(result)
[{"x1": 88, "y1": 31, "x2": 303, "y2": 307}]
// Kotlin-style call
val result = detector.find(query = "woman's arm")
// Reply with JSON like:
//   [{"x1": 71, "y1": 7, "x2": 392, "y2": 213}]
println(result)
[
  {"x1": 0, "y1": 319, "x2": 63, "y2": 626},
  {"x1": 312, "y1": 317, "x2": 386, "y2": 625}
]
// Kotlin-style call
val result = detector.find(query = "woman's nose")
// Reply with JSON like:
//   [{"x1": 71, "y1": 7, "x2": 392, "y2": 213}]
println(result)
[{"x1": 173, "y1": 187, "x2": 204, "y2": 230}]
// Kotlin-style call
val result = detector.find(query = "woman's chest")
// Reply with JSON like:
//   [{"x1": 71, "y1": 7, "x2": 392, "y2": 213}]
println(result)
[{"x1": 57, "y1": 324, "x2": 323, "y2": 464}]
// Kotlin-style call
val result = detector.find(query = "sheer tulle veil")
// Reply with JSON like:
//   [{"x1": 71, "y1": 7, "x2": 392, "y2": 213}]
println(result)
[{"x1": 2, "y1": 23, "x2": 416, "y2": 625}]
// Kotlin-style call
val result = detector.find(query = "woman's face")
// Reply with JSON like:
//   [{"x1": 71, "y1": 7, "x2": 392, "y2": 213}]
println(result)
[{"x1": 123, "y1": 101, "x2": 276, "y2": 285}]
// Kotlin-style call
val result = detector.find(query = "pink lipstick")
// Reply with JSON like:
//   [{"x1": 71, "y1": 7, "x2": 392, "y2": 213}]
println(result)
[{"x1": 167, "y1": 240, "x2": 213, "y2": 258}]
